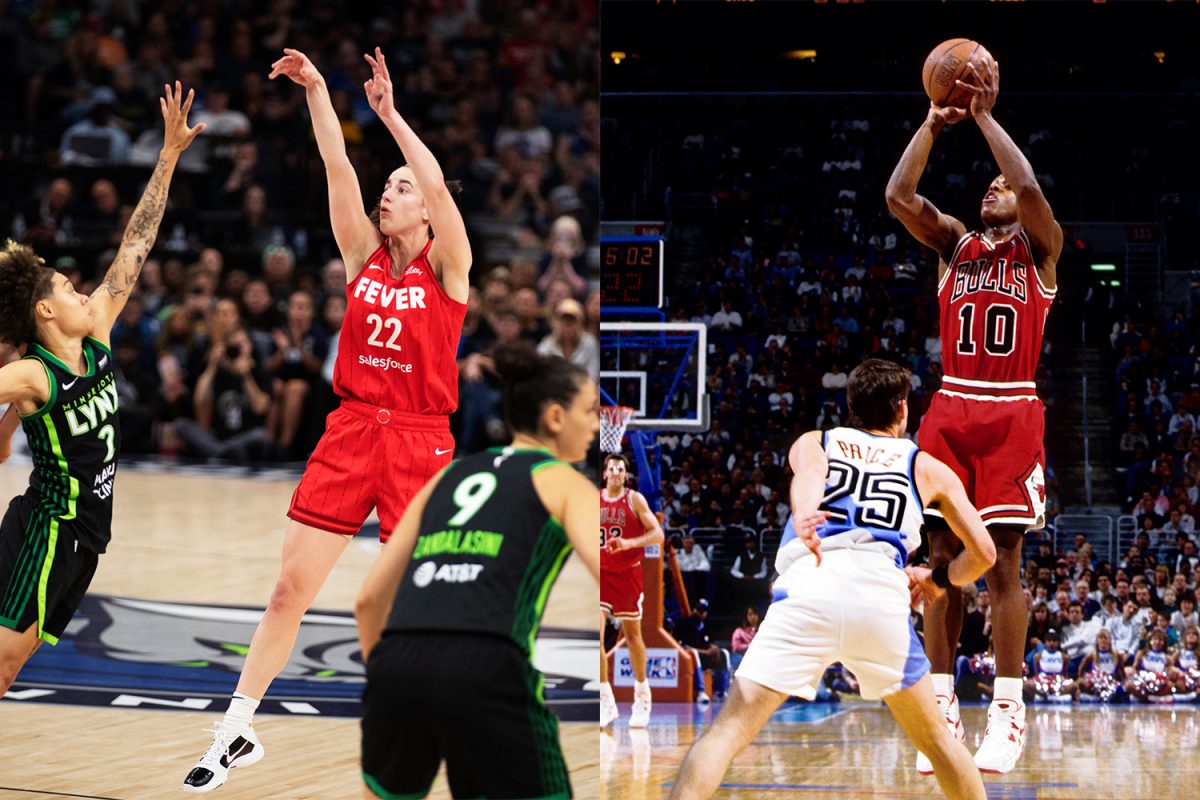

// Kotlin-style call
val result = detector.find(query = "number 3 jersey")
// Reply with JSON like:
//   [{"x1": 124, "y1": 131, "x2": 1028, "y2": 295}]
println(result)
[
  {"x1": 939, "y1": 229, "x2": 1055, "y2": 394},
  {"x1": 334, "y1": 240, "x2": 467, "y2": 414},
  {"x1": 777, "y1": 428, "x2": 924, "y2": 574},
  {"x1": 18, "y1": 338, "x2": 119, "y2": 553}
]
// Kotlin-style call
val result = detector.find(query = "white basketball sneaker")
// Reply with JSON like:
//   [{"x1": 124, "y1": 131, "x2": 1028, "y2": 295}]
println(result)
[
  {"x1": 600, "y1": 684, "x2": 619, "y2": 728},
  {"x1": 182, "y1": 722, "x2": 264, "y2": 793},
  {"x1": 974, "y1": 698, "x2": 1026, "y2": 774},
  {"x1": 915, "y1": 691, "x2": 965, "y2": 775},
  {"x1": 629, "y1": 683, "x2": 652, "y2": 728}
]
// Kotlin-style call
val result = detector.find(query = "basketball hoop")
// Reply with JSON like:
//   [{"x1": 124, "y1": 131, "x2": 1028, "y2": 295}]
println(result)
[{"x1": 600, "y1": 406, "x2": 636, "y2": 454}]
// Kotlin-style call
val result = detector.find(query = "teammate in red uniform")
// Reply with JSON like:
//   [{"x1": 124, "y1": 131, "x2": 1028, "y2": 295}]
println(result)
[
  {"x1": 184, "y1": 48, "x2": 471, "y2": 793},
  {"x1": 599, "y1": 453, "x2": 664, "y2": 729},
  {"x1": 885, "y1": 56, "x2": 1061, "y2": 775}
]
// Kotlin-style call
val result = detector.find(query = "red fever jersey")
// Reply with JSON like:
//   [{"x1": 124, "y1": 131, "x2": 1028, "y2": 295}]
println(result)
[
  {"x1": 335, "y1": 240, "x2": 467, "y2": 413},
  {"x1": 937, "y1": 228, "x2": 1055, "y2": 392},
  {"x1": 601, "y1": 488, "x2": 646, "y2": 572}
]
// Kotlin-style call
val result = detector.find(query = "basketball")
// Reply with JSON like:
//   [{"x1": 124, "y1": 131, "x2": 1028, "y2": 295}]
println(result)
[{"x1": 922, "y1": 38, "x2": 992, "y2": 108}]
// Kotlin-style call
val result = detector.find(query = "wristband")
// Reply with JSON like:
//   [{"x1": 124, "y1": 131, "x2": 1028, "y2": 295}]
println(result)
[{"x1": 931, "y1": 563, "x2": 952, "y2": 589}]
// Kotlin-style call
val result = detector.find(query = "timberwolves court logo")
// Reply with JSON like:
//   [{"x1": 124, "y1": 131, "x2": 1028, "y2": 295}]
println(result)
[{"x1": 5, "y1": 595, "x2": 598, "y2": 721}]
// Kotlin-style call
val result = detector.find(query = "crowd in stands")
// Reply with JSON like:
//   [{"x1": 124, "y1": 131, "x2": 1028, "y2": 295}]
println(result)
[{"x1": 1, "y1": 1, "x2": 599, "y2": 464}]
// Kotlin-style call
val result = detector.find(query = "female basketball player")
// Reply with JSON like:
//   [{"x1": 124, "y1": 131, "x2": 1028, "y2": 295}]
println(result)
[
  {"x1": 355, "y1": 342, "x2": 599, "y2": 800},
  {"x1": 0, "y1": 83, "x2": 203, "y2": 692},
  {"x1": 184, "y1": 48, "x2": 472, "y2": 793}
]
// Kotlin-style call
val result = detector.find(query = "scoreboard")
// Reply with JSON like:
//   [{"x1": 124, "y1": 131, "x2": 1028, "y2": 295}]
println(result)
[{"x1": 600, "y1": 236, "x2": 664, "y2": 309}]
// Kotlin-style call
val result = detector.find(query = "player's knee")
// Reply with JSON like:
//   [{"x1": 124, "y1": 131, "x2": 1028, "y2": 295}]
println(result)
[{"x1": 267, "y1": 571, "x2": 314, "y2": 616}]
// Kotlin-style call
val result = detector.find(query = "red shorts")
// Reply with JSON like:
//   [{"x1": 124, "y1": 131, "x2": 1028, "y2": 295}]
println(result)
[
  {"x1": 287, "y1": 399, "x2": 455, "y2": 540},
  {"x1": 918, "y1": 391, "x2": 1046, "y2": 529},
  {"x1": 601, "y1": 564, "x2": 644, "y2": 620}
]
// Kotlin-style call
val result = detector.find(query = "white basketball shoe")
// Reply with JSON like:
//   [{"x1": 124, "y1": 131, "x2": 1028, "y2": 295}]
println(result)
[
  {"x1": 915, "y1": 691, "x2": 965, "y2": 775},
  {"x1": 629, "y1": 682, "x2": 652, "y2": 728},
  {"x1": 600, "y1": 683, "x2": 619, "y2": 728},
  {"x1": 182, "y1": 722, "x2": 264, "y2": 793},
  {"x1": 974, "y1": 698, "x2": 1026, "y2": 774}
]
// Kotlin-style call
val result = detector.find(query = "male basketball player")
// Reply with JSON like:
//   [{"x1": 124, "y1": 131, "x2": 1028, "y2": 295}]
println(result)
[
  {"x1": 885, "y1": 56, "x2": 1062, "y2": 774},
  {"x1": 0, "y1": 83, "x2": 202, "y2": 692},
  {"x1": 185, "y1": 48, "x2": 471, "y2": 792},
  {"x1": 670, "y1": 359, "x2": 996, "y2": 800},
  {"x1": 599, "y1": 453, "x2": 664, "y2": 728}
]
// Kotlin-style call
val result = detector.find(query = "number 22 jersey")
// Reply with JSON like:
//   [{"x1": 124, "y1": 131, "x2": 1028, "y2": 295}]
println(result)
[{"x1": 334, "y1": 240, "x2": 467, "y2": 414}]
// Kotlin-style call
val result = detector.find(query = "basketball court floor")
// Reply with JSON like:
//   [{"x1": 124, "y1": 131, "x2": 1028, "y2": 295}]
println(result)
[
  {"x1": 0, "y1": 460, "x2": 598, "y2": 799},
  {"x1": 602, "y1": 700, "x2": 1199, "y2": 799}
]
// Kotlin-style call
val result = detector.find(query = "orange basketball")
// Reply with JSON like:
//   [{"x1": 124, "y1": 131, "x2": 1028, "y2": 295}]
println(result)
[{"x1": 922, "y1": 38, "x2": 992, "y2": 109}]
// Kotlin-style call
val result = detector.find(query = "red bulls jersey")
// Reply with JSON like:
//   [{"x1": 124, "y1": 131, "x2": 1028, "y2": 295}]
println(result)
[
  {"x1": 601, "y1": 488, "x2": 646, "y2": 571},
  {"x1": 334, "y1": 240, "x2": 467, "y2": 414},
  {"x1": 938, "y1": 229, "x2": 1055, "y2": 397}
]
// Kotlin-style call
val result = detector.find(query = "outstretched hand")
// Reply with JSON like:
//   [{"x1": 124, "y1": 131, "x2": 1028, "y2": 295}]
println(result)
[
  {"x1": 269, "y1": 48, "x2": 323, "y2": 88},
  {"x1": 955, "y1": 57, "x2": 1000, "y2": 118},
  {"x1": 159, "y1": 81, "x2": 205, "y2": 155},
  {"x1": 363, "y1": 47, "x2": 396, "y2": 118}
]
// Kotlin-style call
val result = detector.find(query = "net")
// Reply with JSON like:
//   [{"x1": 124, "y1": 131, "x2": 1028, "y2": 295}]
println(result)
[{"x1": 600, "y1": 406, "x2": 636, "y2": 454}]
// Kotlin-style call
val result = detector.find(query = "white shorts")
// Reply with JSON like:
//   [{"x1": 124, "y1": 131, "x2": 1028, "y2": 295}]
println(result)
[{"x1": 736, "y1": 548, "x2": 929, "y2": 701}]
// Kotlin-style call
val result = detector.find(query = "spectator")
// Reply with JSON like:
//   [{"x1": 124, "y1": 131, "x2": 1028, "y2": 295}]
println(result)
[
  {"x1": 730, "y1": 606, "x2": 761, "y2": 669},
  {"x1": 675, "y1": 599, "x2": 730, "y2": 703},
  {"x1": 1061, "y1": 602, "x2": 1100, "y2": 674},
  {"x1": 171, "y1": 326, "x2": 273, "y2": 463},
  {"x1": 536, "y1": 298, "x2": 599, "y2": 380},
  {"x1": 1105, "y1": 599, "x2": 1143, "y2": 657},
  {"x1": 265, "y1": 290, "x2": 329, "y2": 458},
  {"x1": 59, "y1": 86, "x2": 131, "y2": 166}
]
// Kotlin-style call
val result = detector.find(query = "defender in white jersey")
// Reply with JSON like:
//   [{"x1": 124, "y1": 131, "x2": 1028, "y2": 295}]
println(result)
[{"x1": 670, "y1": 360, "x2": 996, "y2": 800}]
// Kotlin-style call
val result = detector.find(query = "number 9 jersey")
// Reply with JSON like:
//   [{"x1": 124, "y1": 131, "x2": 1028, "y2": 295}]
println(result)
[
  {"x1": 334, "y1": 240, "x2": 467, "y2": 413},
  {"x1": 777, "y1": 428, "x2": 924, "y2": 575}
]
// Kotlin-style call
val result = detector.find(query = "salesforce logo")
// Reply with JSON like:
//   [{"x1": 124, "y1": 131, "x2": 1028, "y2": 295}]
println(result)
[{"x1": 412, "y1": 561, "x2": 437, "y2": 588}]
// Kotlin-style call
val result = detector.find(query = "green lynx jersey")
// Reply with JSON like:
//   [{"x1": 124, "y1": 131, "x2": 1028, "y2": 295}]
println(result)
[
  {"x1": 384, "y1": 447, "x2": 574, "y2": 657},
  {"x1": 19, "y1": 338, "x2": 120, "y2": 553}
]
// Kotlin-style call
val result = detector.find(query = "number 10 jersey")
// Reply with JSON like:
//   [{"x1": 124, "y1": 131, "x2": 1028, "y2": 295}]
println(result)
[
  {"x1": 777, "y1": 428, "x2": 924, "y2": 575},
  {"x1": 334, "y1": 240, "x2": 467, "y2": 414}
]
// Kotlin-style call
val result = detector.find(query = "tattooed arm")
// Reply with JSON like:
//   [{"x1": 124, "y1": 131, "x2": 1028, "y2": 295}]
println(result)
[{"x1": 91, "y1": 82, "x2": 205, "y2": 342}]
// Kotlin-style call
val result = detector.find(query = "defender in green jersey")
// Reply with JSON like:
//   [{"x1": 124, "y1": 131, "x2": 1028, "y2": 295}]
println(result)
[
  {"x1": 356, "y1": 342, "x2": 600, "y2": 800},
  {"x1": 0, "y1": 83, "x2": 203, "y2": 695}
]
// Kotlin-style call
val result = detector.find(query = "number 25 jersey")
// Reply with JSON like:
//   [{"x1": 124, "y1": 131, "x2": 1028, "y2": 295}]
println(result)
[
  {"x1": 777, "y1": 428, "x2": 924, "y2": 574},
  {"x1": 334, "y1": 240, "x2": 467, "y2": 414}
]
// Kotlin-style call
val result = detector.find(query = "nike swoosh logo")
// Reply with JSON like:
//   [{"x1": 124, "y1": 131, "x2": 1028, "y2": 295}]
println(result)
[
  {"x1": 62, "y1": 378, "x2": 78, "y2": 390},
  {"x1": 220, "y1": 737, "x2": 252, "y2": 769},
  {"x1": 435, "y1": 447, "x2": 452, "y2": 456}
]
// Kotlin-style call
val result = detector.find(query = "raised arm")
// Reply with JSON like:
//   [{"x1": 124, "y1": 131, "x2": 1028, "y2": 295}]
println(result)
[
  {"x1": 270, "y1": 48, "x2": 381, "y2": 279},
  {"x1": 911, "y1": 452, "x2": 997, "y2": 600},
  {"x1": 363, "y1": 48, "x2": 471, "y2": 302},
  {"x1": 91, "y1": 82, "x2": 204, "y2": 339},
  {"x1": 885, "y1": 106, "x2": 969, "y2": 264},
  {"x1": 958, "y1": 59, "x2": 1063, "y2": 282}
]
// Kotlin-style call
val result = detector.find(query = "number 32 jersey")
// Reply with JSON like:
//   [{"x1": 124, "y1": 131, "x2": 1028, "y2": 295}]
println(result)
[
  {"x1": 334, "y1": 240, "x2": 467, "y2": 414},
  {"x1": 777, "y1": 428, "x2": 924, "y2": 574}
]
